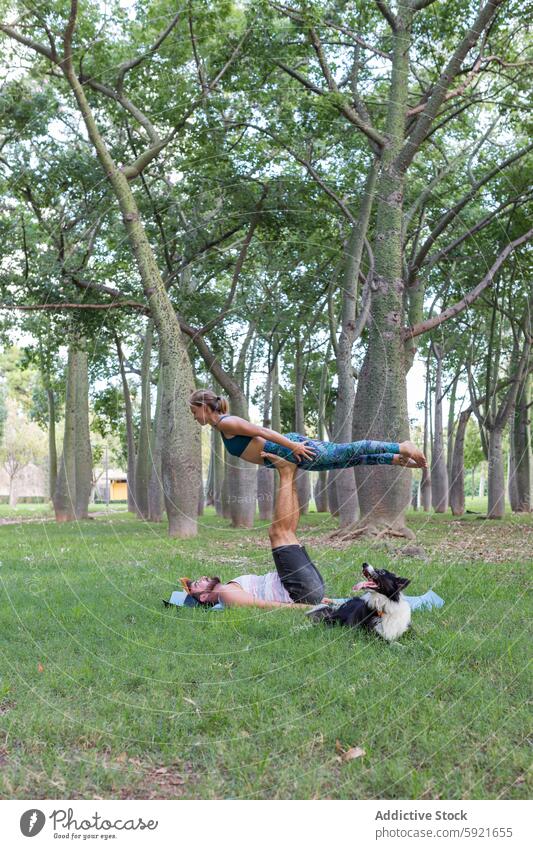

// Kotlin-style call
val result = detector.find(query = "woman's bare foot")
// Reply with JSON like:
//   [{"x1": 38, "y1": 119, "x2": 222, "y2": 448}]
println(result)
[
  {"x1": 399, "y1": 441, "x2": 428, "y2": 468},
  {"x1": 260, "y1": 451, "x2": 296, "y2": 473}
]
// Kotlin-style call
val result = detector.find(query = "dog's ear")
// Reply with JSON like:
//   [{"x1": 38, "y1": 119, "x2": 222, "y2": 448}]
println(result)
[{"x1": 397, "y1": 577, "x2": 410, "y2": 590}]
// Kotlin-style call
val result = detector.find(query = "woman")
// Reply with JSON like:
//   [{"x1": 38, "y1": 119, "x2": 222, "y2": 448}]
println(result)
[{"x1": 189, "y1": 389, "x2": 427, "y2": 471}]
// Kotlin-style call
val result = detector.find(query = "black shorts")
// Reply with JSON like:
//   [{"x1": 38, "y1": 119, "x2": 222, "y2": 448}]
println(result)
[{"x1": 271, "y1": 545, "x2": 325, "y2": 604}]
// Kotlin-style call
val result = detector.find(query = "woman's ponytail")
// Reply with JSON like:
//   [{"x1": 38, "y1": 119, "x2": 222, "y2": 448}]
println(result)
[{"x1": 189, "y1": 388, "x2": 229, "y2": 414}]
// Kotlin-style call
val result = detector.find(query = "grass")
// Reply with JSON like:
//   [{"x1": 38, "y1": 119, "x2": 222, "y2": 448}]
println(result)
[
  {"x1": 0, "y1": 502, "x2": 127, "y2": 519},
  {"x1": 0, "y1": 506, "x2": 531, "y2": 799}
]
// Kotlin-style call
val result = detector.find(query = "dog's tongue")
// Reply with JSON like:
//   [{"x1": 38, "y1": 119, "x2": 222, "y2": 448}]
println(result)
[{"x1": 353, "y1": 580, "x2": 378, "y2": 591}]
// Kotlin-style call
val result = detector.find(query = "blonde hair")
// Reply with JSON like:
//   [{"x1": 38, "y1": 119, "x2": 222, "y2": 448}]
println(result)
[{"x1": 189, "y1": 389, "x2": 229, "y2": 414}]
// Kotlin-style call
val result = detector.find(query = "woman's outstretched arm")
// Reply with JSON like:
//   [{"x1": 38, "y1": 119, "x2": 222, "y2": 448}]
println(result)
[{"x1": 217, "y1": 415, "x2": 316, "y2": 461}]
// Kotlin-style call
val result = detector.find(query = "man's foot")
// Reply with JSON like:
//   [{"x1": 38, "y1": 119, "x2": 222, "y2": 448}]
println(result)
[
  {"x1": 260, "y1": 451, "x2": 296, "y2": 473},
  {"x1": 398, "y1": 441, "x2": 428, "y2": 468}
]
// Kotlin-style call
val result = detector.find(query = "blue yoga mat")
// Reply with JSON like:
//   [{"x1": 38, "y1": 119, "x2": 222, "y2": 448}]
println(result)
[{"x1": 164, "y1": 589, "x2": 444, "y2": 612}]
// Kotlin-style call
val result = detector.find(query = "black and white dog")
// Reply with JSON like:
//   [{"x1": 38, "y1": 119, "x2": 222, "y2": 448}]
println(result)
[{"x1": 307, "y1": 563, "x2": 411, "y2": 642}]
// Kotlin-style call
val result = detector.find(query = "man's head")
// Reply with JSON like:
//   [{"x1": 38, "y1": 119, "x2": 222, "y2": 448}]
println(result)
[{"x1": 184, "y1": 575, "x2": 221, "y2": 605}]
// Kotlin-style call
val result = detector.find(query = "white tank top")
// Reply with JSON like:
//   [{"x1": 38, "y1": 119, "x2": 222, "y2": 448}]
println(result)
[{"x1": 230, "y1": 572, "x2": 292, "y2": 604}]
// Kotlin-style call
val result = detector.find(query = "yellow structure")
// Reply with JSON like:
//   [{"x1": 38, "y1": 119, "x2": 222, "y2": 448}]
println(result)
[{"x1": 110, "y1": 480, "x2": 128, "y2": 501}]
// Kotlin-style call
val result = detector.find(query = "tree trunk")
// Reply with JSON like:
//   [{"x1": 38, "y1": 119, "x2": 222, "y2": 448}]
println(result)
[
  {"x1": 487, "y1": 427, "x2": 505, "y2": 518},
  {"x1": 47, "y1": 388, "x2": 57, "y2": 500},
  {"x1": 205, "y1": 435, "x2": 215, "y2": 507},
  {"x1": 116, "y1": 337, "x2": 136, "y2": 513},
  {"x1": 450, "y1": 409, "x2": 470, "y2": 516},
  {"x1": 221, "y1": 324, "x2": 257, "y2": 527},
  {"x1": 314, "y1": 348, "x2": 330, "y2": 512},
  {"x1": 447, "y1": 373, "x2": 458, "y2": 484},
  {"x1": 331, "y1": 167, "x2": 376, "y2": 526},
  {"x1": 479, "y1": 467, "x2": 485, "y2": 498},
  {"x1": 225, "y1": 392, "x2": 257, "y2": 527},
  {"x1": 271, "y1": 350, "x2": 281, "y2": 507},
  {"x1": 337, "y1": 6, "x2": 415, "y2": 540},
  {"x1": 257, "y1": 361, "x2": 274, "y2": 521},
  {"x1": 8, "y1": 477, "x2": 17, "y2": 509},
  {"x1": 135, "y1": 320, "x2": 153, "y2": 520},
  {"x1": 73, "y1": 342, "x2": 92, "y2": 520},
  {"x1": 64, "y1": 64, "x2": 200, "y2": 538},
  {"x1": 53, "y1": 342, "x2": 78, "y2": 522},
  {"x1": 420, "y1": 360, "x2": 432, "y2": 511},
  {"x1": 148, "y1": 361, "x2": 164, "y2": 522},
  {"x1": 212, "y1": 425, "x2": 224, "y2": 516},
  {"x1": 294, "y1": 336, "x2": 310, "y2": 514},
  {"x1": 431, "y1": 344, "x2": 449, "y2": 512},
  {"x1": 509, "y1": 372, "x2": 531, "y2": 511}
]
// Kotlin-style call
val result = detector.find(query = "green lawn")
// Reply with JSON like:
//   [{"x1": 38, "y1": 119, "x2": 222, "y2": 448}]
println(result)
[{"x1": 0, "y1": 507, "x2": 531, "y2": 799}]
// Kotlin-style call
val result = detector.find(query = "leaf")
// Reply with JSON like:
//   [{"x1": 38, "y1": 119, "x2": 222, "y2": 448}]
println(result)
[
  {"x1": 37, "y1": 663, "x2": 44, "y2": 673},
  {"x1": 335, "y1": 740, "x2": 365, "y2": 762},
  {"x1": 116, "y1": 751, "x2": 128, "y2": 762}
]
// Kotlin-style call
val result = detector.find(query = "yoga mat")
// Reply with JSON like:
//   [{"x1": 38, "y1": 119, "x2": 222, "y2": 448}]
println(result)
[{"x1": 163, "y1": 589, "x2": 445, "y2": 612}]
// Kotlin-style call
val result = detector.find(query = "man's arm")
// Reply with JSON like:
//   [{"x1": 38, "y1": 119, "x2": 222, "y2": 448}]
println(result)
[{"x1": 218, "y1": 583, "x2": 306, "y2": 609}]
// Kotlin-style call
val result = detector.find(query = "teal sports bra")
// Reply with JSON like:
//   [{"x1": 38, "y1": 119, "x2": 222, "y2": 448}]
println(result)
[{"x1": 216, "y1": 414, "x2": 253, "y2": 458}]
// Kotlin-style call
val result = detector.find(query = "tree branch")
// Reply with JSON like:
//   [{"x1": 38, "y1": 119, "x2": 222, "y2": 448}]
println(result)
[
  {"x1": 0, "y1": 23, "x2": 57, "y2": 63},
  {"x1": 395, "y1": 0, "x2": 505, "y2": 171},
  {"x1": 403, "y1": 228, "x2": 533, "y2": 339},
  {"x1": 375, "y1": 1, "x2": 397, "y2": 30},
  {"x1": 197, "y1": 185, "x2": 269, "y2": 334},
  {"x1": 116, "y1": 9, "x2": 183, "y2": 92},
  {"x1": 274, "y1": 60, "x2": 385, "y2": 149},
  {"x1": 408, "y1": 143, "x2": 533, "y2": 283},
  {"x1": 2, "y1": 301, "x2": 147, "y2": 312}
]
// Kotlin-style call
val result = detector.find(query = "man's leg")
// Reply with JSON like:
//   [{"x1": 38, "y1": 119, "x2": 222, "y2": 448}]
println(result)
[
  {"x1": 267, "y1": 457, "x2": 300, "y2": 549},
  {"x1": 263, "y1": 452, "x2": 325, "y2": 604}
]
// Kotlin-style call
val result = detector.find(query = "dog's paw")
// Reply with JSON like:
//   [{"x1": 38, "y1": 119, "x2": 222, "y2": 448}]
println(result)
[{"x1": 306, "y1": 604, "x2": 335, "y2": 623}]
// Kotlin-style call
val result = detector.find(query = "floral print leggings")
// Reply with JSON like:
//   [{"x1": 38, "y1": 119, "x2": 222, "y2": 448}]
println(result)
[{"x1": 262, "y1": 433, "x2": 400, "y2": 471}]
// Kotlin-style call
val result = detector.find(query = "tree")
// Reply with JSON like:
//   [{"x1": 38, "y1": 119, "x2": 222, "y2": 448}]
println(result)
[{"x1": 0, "y1": 399, "x2": 47, "y2": 507}]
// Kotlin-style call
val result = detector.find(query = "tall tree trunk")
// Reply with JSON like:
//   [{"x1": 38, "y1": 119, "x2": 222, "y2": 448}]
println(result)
[
  {"x1": 294, "y1": 336, "x2": 310, "y2": 514},
  {"x1": 271, "y1": 348, "x2": 281, "y2": 507},
  {"x1": 223, "y1": 324, "x2": 257, "y2": 527},
  {"x1": 8, "y1": 476, "x2": 17, "y2": 509},
  {"x1": 447, "y1": 373, "x2": 458, "y2": 484},
  {"x1": 257, "y1": 358, "x2": 274, "y2": 521},
  {"x1": 135, "y1": 320, "x2": 153, "y2": 520},
  {"x1": 431, "y1": 344, "x2": 449, "y2": 512},
  {"x1": 47, "y1": 387, "x2": 57, "y2": 500},
  {"x1": 148, "y1": 362, "x2": 164, "y2": 522},
  {"x1": 64, "y1": 62, "x2": 200, "y2": 538},
  {"x1": 421, "y1": 359, "x2": 432, "y2": 511},
  {"x1": 74, "y1": 342, "x2": 92, "y2": 520},
  {"x1": 205, "y1": 435, "x2": 215, "y2": 507},
  {"x1": 116, "y1": 337, "x2": 136, "y2": 513},
  {"x1": 332, "y1": 166, "x2": 376, "y2": 526},
  {"x1": 53, "y1": 342, "x2": 78, "y2": 521},
  {"x1": 314, "y1": 345, "x2": 331, "y2": 512},
  {"x1": 509, "y1": 372, "x2": 531, "y2": 511},
  {"x1": 450, "y1": 409, "x2": 470, "y2": 516},
  {"x1": 346, "y1": 5, "x2": 415, "y2": 538},
  {"x1": 487, "y1": 427, "x2": 505, "y2": 518}
]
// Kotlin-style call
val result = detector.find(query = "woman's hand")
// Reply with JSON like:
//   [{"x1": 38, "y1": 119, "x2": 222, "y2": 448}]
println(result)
[{"x1": 289, "y1": 440, "x2": 316, "y2": 462}]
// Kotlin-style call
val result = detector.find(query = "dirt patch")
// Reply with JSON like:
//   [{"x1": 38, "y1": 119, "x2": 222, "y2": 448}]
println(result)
[
  {"x1": 290, "y1": 520, "x2": 533, "y2": 565},
  {"x1": 116, "y1": 759, "x2": 199, "y2": 799}
]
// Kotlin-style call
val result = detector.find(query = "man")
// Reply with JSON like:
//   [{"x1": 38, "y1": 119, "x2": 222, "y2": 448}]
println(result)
[{"x1": 183, "y1": 453, "x2": 325, "y2": 609}]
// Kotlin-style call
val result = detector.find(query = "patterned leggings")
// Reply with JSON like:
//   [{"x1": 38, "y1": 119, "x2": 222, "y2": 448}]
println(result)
[{"x1": 262, "y1": 433, "x2": 401, "y2": 471}]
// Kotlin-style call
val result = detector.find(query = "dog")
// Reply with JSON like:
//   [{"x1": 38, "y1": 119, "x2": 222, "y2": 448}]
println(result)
[{"x1": 307, "y1": 563, "x2": 411, "y2": 642}]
